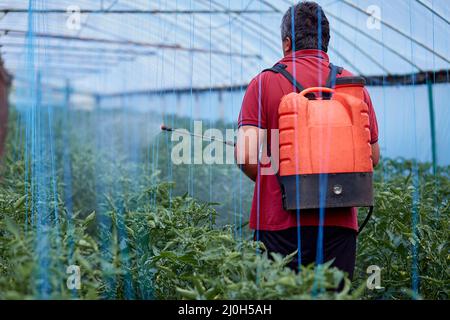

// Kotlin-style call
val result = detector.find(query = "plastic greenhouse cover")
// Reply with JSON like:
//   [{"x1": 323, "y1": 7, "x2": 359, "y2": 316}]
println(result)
[
  {"x1": 0, "y1": 0, "x2": 449, "y2": 164},
  {"x1": 1, "y1": 0, "x2": 449, "y2": 90}
]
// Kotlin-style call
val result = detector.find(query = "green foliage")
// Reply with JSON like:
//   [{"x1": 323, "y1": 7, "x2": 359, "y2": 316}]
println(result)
[
  {"x1": 119, "y1": 183, "x2": 355, "y2": 300},
  {"x1": 0, "y1": 110, "x2": 448, "y2": 300},
  {"x1": 0, "y1": 194, "x2": 112, "y2": 299},
  {"x1": 354, "y1": 159, "x2": 450, "y2": 299}
]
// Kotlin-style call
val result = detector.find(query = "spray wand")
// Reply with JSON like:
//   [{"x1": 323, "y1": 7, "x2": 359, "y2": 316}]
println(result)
[{"x1": 160, "y1": 125, "x2": 236, "y2": 147}]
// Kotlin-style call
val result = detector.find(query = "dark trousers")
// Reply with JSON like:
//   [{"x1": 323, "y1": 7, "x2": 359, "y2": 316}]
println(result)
[{"x1": 255, "y1": 226, "x2": 357, "y2": 279}]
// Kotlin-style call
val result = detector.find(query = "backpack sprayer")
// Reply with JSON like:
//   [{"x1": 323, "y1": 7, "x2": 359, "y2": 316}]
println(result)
[{"x1": 263, "y1": 63, "x2": 374, "y2": 234}]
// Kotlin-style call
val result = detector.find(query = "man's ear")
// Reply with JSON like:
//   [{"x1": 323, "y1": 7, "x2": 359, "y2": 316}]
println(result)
[{"x1": 283, "y1": 37, "x2": 292, "y2": 56}]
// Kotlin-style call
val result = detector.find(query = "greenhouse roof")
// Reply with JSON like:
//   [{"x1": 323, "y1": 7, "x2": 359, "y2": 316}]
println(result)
[{"x1": 0, "y1": 0, "x2": 449, "y2": 96}]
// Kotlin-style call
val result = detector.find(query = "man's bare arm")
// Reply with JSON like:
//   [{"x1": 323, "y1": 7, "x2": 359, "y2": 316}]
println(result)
[
  {"x1": 372, "y1": 142, "x2": 380, "y2": 167},
  {"x1": 235, "y1": 126, "x2": 265, "y2": 182}
]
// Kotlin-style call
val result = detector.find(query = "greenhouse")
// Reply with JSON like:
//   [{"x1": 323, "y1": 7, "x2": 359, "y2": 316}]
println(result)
[{"x1": 0, "y1": 0, "x2": 448, "y2": 301}]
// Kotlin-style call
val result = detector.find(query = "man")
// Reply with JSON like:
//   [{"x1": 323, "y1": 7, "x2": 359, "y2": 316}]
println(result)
[{"x1": 235, "y1": 1, "x2": 380, "y2": 279}]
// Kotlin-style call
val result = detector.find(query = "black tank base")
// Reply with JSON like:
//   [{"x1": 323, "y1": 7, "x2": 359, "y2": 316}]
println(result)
[{"x1": 279, "y1": 172, "x2": 374, "y2": 211}]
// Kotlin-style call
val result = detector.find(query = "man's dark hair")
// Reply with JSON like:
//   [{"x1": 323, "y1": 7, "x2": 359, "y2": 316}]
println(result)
[{"x1": 281, "y1": 1, "x2": 330, "y2": 52}]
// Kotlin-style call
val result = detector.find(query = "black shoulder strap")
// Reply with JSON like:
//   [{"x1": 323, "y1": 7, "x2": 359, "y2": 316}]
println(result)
[
  {"x1": 262, "y1": 64, "x2": 305, "y2": 93},
  {"x1": 263, "y1": 63, "x2": 343, "y2": 95},
  {"x1": 326, "y1": 63, "x2": 343, "y2": 89},
  {"x1": 322, "y1": 63, "x2": 343, "y2": 99}
]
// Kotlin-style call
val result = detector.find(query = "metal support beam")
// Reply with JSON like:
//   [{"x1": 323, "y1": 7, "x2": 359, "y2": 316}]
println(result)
[
  {"x1": 96, "y1": 84, "x2": 249, "y2": 98},
  {"x1": 2, "y1": 52, "x2": 131, "y2": 65},
  {"x1": 92, "y1": 68, "x2": 450, "y2": 98},
  {"x1": 64, "y1": 80, "x2": 71, "y2": 109},
  {"x1": 11, "y1": 68, "x2": 448, "y2": 108},
  {"x1": 13, "y1": 75, "x2": 93, "y2": 95},
  {"x1": 415, "y1": 0, "x2": 450, "y2": 25},
  {"x1": 10, "y1": 65, "x2": 108, "y2": 74},
  {"x1": 365, "y1": 69, "x2": 450, "y2": 86},
  {"x1": 0, "y1": 9, "x2": 277, "y2": 14},
  {"x1": 427, "y1": 80, "x2": 437, "y2": 176},
  {"x1": 0, "y1": 42, "x2": 156, "y2": 56}
]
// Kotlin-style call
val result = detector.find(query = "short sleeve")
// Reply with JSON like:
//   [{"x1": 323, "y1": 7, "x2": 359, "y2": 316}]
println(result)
[
  {"x1": 238, "y1": 75, "x2": 267, "y2": 129},
  {"x1": 363, "y1": 88, "x2": 379, "y2": 144}
]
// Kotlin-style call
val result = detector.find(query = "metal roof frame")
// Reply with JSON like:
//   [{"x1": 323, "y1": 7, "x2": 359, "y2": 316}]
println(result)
[{"x1": 0, "y1": 0, "x2": 447, "y2": 95}]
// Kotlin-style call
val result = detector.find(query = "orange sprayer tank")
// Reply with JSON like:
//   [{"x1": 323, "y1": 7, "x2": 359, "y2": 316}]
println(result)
[{"x1": 277, "y1": 78, "x2": 373, "y2": 211}]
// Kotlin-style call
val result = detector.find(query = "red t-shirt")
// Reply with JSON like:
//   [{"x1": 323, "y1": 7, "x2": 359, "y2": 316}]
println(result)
[{"x1": 238, "y1": 49, "x2": 379, "y2": 232}]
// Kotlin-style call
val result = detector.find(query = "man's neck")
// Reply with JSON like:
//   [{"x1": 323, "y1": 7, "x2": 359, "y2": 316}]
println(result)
[{"x1": 283, "y1": 50, "x2": 292, "y2": 57}]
